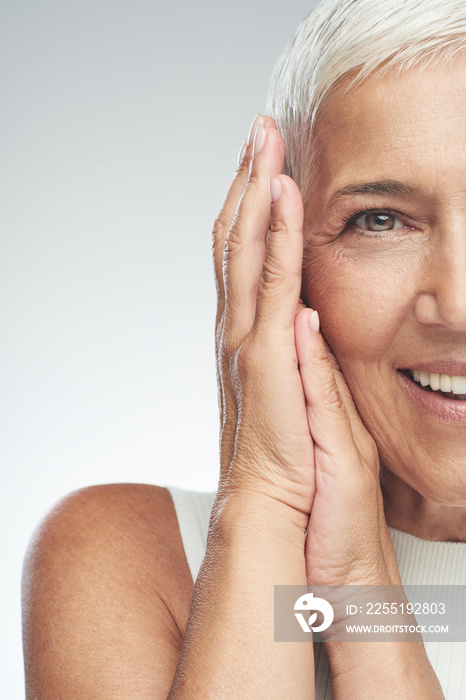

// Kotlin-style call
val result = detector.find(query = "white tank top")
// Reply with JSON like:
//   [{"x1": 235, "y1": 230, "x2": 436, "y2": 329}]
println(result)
[{"x1": 166, "y1": 485, "x2": 466, "y2": 699}]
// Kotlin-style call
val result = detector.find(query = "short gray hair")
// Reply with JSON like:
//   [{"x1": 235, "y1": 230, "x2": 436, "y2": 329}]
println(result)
[{"x1": 267, "y1": 0, "x2": 466, "y2": 198}]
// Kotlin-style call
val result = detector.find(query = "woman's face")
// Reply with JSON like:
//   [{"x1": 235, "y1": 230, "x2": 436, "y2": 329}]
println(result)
[{"x1": 303, "y1": 57, "x2": 466, "y2": 505}]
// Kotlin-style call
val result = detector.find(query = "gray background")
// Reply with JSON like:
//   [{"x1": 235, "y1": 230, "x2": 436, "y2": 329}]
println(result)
[{"x1": 1, "y1": 1, "x2": 318, "y2": 695}]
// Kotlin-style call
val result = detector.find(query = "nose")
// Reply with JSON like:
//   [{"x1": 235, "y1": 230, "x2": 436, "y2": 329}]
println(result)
[{"x1": 414, "y1": 232, "x2": 466, "y2": 331}]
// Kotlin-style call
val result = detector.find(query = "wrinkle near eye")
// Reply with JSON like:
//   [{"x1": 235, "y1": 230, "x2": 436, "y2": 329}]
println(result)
[{"x1": 305, "y1": 192, "x2": 428, "y2": 245}]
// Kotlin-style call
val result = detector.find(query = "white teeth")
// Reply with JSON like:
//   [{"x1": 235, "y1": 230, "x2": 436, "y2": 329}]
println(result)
[
  {"x1": 440, "y1": 374, "x2": 452, "y2": 392},
  {"x1": 429, "y1": 373, "x2": 440, "y2": 391},
  {"x1": 409, "y1": 370, "x2": 466, "y2": 395},
  {"x1": 420, "y1": 371, "x2": 430, "y2": 387},
  {"x1": 452, "y1": 375, "x2": 466, "y2": 394}
]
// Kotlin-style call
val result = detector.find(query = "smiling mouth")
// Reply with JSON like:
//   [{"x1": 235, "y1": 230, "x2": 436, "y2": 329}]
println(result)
[{"x1": 403, "y1": 369, "x2": 466, "y2": 400}]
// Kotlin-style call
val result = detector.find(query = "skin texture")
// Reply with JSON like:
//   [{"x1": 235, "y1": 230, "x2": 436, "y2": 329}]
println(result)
[
  {"x1": 22, "y1": 484, "x2": 194, "y2": 698},
  {"x1": 303, "y1": 59, "x2": 466, "y2": 540},
  {"x1": 22, "y1": 60, "x2": 464, "y2": 698}
]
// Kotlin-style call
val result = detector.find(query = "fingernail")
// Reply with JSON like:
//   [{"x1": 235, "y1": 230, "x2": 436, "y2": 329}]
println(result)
[
  {"x1": 253, "y1": 125, "x2": 266, "y2": 158},
  {"x1": 237, "y1": 139, "x2": 247, "y2": 168},
  {"x1": 247, "y1": 113, "x2": 263, "y2": 146},
  {"x1": 269, "y1": 176, "x2": 282, "y2": 203},
  {"x1": 310, "y1": 310, "x2": 320, "y2": 333}
]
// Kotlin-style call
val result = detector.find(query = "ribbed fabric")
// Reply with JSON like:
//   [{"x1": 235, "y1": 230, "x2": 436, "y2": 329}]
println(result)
[
  {"x1": 166, "y1": 486, "x2": 216, "y2": 581},
  {"x1": 388, "y1": 527, "x2": 466, "y2": 699},
  {"x1": 166, "y1": 486, "x2": 466, "y2": 699},
  {"x1": 389, "y1": 527, "x2": 466, "y2": 585}
]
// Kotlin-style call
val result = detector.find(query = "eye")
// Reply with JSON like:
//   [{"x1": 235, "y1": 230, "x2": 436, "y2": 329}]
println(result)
[{"x1": 353, "y1": 211, "x2": 403, "y2": 232}]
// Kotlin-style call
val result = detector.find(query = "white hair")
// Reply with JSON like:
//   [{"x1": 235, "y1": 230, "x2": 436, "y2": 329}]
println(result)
[{"x1": 267, "y1": 0, "x2": 466, "y2": 198}]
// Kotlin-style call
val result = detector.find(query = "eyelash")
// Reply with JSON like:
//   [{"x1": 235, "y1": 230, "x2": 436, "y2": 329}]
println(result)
[{"x1": 341, "y1": 207, "x2": 406, "y2": 235}]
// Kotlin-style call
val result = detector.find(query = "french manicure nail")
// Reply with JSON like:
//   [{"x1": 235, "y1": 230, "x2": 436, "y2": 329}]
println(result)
[
  {"x1": 269, "y1": 177, "x2": 282, "y2": 203},
  {"x1": 310, "y1": 310, "x2": 320, "y2": 333},
  {"x1": 237, "y1": 139, "x2": 247, "y2": 168},
  {"x1": 247, "y1": 113, "x2": 263, "y2": 146},
  {"x1": 253, "y1": 125, "x2": 266, "y2": 158}
]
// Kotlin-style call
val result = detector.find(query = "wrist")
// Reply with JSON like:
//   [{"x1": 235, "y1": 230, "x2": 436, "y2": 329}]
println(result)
[
  {"x1": 171, "y1": 485, "x2": 314, "y2": 698},
  {"x1": 215, "y1": 478, "x2": 310, "y2": 537},
  {"x1": 210, "y1": 487, "x2": 308, "y2": 584}
]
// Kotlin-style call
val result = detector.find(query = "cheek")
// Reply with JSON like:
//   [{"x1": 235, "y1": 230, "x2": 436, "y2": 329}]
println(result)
[{"x1": 302, "y1": 245, "x2": 416, "y2": 366}]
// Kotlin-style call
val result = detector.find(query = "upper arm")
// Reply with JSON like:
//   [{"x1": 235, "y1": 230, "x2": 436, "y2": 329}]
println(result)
[{"x1": 22, "y1": 484, "x2": 193, "y2": 699}]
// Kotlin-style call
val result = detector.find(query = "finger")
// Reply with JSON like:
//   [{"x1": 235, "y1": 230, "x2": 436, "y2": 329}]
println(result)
[
  {"x1": 321, "y1": 337, "x2": 377, "y2": 459},
  {"x1": 212, "y1": 115, "x2": 278, "y2": 317},
  {"x1": 222, "y1": 121, "x2": 286, "y2": 348},
  {"x1": 252, "y1": 174, "x2": 304, "y2": 339},
  {"x1": 212, "y1": 136, "x2": 252, "y2": 316},
  {"x1": 215, "y1": 115, "x2": 281, "y2": 479},
  {"x1": 294, "y1": 308, "x2": 358, "y2": 467}
]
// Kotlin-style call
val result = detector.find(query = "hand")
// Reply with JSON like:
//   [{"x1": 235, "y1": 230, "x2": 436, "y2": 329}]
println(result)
[
  {"x1": 212, "y1": 114, "x2": 315, "y2": 524},
  {"x1": 212, "y1": 113, "x2": 400, "y2": 586},
  {"x1": 294, "y1": 317, "x2": 401, "y2": 586}
]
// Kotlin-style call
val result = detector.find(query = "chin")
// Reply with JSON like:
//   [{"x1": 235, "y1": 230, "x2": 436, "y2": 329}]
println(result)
[
  {"x1": 380, "y1": 449, "x2": 466, "y2": 506},
  {"x1": 398, "y1": 465, "x2": 466, "y2": 508}
]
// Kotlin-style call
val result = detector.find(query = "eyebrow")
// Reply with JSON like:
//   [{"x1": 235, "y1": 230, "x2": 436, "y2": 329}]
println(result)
[{"x1": 329, "y1": 179, "x2": 421, "y2": 204}]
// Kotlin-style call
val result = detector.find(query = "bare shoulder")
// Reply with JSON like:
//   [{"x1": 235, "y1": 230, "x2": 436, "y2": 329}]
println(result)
[{"x1": 23, "y1": 483, "x2": 193, "y2": 699}]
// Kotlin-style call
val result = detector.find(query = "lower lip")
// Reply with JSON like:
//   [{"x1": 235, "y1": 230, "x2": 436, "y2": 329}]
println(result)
[{"x1": 398, "y1": 371, "x2": 466, "y2": 423}]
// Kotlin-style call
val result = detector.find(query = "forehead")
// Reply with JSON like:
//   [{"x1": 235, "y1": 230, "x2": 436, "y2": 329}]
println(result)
[{"x1": 313, "y1": 57, "x2": 466, "y2": 197}]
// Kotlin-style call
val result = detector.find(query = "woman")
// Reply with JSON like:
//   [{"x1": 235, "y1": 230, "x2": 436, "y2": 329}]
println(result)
[{"x1": 22, "y1": 0, "x2": 466, "y2": 697}]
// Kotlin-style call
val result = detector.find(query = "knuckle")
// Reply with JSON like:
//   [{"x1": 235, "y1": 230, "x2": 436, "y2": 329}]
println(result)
[
  {"x1": 245, "y1": 170, "x2": 260, "y2": 192},
  {"x1": 320, "y1": 382, "x2": 344, "y2": 411},
  {"x1": 218, "y1": 317, "x2": 249, "y2": 366},
  {"x1": 217, "y1": 327, "x2": 235, "y2": 363},
  {"x1": 235, "y1": 154, "x2": 250, "y2": 177},
  {"x1": 313, "y1": 344, "x2": 334, "y2": 370},
  {"x1": 225, "y1": 221, "x2": 245, "y2": 253},
  {"x1": 258, "y1": 233, "x2": 301, "y2": 292},
  {"x1": 212, "y1": 214, "x2": 229, "y2": 247},
  {"x1": 234, "y1": 337, "x2": 261, "y2": 377},
  {"x1": 259, "y1": 251, "x2": 286, "y2": 290},
  {"x1": 269, "y1": 218, "x2": 287, "y2": 237},
  {"x1": 223, "y1": 219, "x2": 246, "y2": 265},
  {"x1": 259, "y1": 266, "x2": 281, "y2": 291}
]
